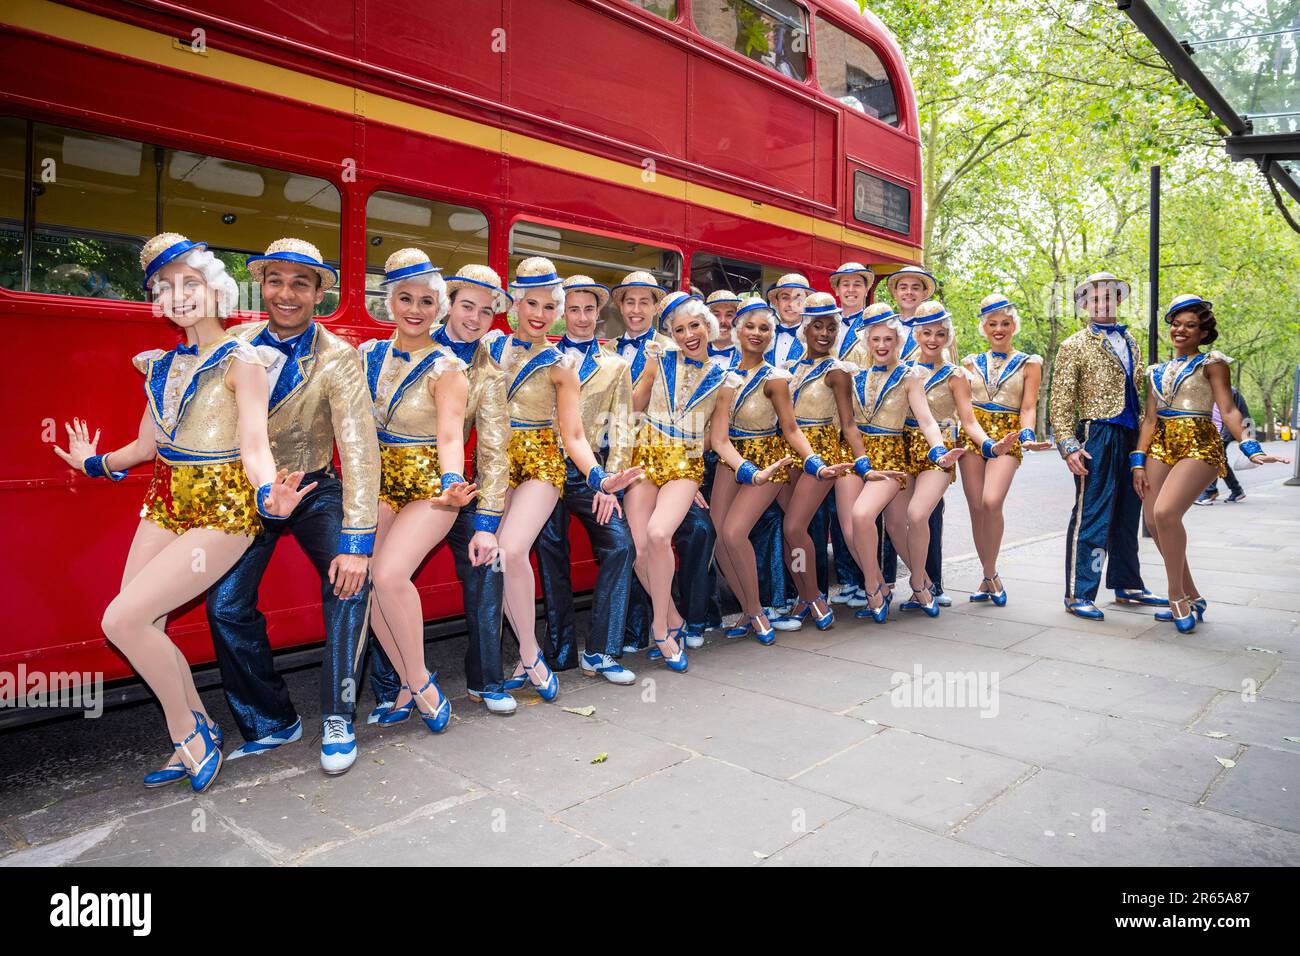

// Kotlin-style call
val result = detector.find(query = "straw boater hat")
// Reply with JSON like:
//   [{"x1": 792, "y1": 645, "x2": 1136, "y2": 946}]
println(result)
[
  {"x1": 857, "y1": 301, "x2": 899, "y2": 330},
  {"x1": 380, "y1": 248, "x2": 441, "y2": 286},
  {"x1": 829, "y1": 261, "x2": 876, "y2": 291},
  {"x1": 1164, "y1": 293, "x2": 1210, "y2": 321},
  {"x1": 1073, "y1": 271, "x2": 1131, "y2": 305},
  {"x1": 445, "y1": 263, "x2": 513, "y2": 314},
  {"x1": 561, "y1": 274, "x2": 611, "y2": 312},
  {"x1": 656, "y1": 290, "x2": 703, "y2": 333},
  {"x1": 766, "y1": 272, "x2": 814, "y2": 305},
  {"x1": 978, "y1": 294, "x2": 1020, "y2": 333},
  {"x1": 884, "y1": 265, "x2": 936, "y2": 301},
  {"x1": 800, "y1": 291, "x2": 842, "y2": 320},
  {"x1": 908, "y1": 300, "x2": 953, "y2": 328},
  {"x1": 734, "y1": 294, "x2": 775, "y2": 321},
  {"x1": 510, "y1": 256, "x2": 563, "y2": 292},
  {"x1": 705, "y1": 289, "x2": 742, "y2": 309},
  {"x1": 612, "y1": 270, "x2": 667, "y2": 305},
  {"x1": 247, "y1": 238, "x2": 339, "y2": 292},
  {"x1": 141, "y1": 232, "x2": 207, "y2": 288}
]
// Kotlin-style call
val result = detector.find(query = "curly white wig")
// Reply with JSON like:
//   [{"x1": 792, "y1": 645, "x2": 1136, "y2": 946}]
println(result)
[
  {"x1": 167, "y1": 247, "x2": 239, "y2": 319},
  {"x1": 386, "y1": 272, "x2": 449, "y2": 323},
  {"x1": 665, "y1": 295, "x2": 720, "y2": 343}
]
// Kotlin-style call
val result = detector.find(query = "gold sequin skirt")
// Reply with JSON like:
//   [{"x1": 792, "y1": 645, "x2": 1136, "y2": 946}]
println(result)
[
  {"x1": 141, "y1": 459, "x2": 260, "y2": 537},
  {"x1": 508, "y1": 428, "x2": 567, "y2": 490},
  {"x1": 860, "y1": 433, "x2": 909, "y2": 488},
  {"x1": 1148, "y1": 416, "x2": 1226, "y2": 477},
  {"x1": 379, "y1": 443, "x2": 443, "y2": 512},
  {"x1": 961, "y1": 409, "x2": 1024, "y2": 463},
  {"x1": 800, "y1": 424, "x2": 855, "y2": 468},
  {"x1": 733, "y1": 435, "x2": 791, "y2": 484},
  {"x1": 631, "y1": 426, "x2": 704, "y2": 487},
  {"x1": 906, "y1": 427, "x2": 957, "y2": 480}
]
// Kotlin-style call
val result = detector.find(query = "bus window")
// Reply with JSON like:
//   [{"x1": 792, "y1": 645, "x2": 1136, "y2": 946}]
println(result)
[
  {"x1": 623, "y1": 0, "x2": 678, "y2": 20},
  {"x1": 509, "y1": 221, "x2": 681, "y2": 338},
  {"x1": 0, "y1": 117, "x2": 27, "y2": 294},
  {"x1": 693, "y1": 0, "x2": 809, "y2": 82},
  {"x1": 0, "y1": 119, "x2": 342, "y2": 313},
  {"x1": 365, "y1": 191, "x2": 490, "y2": 323},
  {"x1": 690, "y1": 252, "x2": 785, "y2": 300},
  {"x1": 815, "y1": 15, "x2": 899, "y2": 126}
]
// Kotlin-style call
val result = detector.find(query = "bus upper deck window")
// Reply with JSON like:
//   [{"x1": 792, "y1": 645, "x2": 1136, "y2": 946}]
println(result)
[
  {"x1": 815, "y1": 15, "x2": 900, "y2": 127},
  {"x1": 625, "y1": 0, "x2": 678, "y2": 19},
  {"x1": 694, "y1": 0, "x2": 809, "y2": 82}
]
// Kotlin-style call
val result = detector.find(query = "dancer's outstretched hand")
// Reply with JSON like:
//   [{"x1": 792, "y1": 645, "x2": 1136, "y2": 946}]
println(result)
[
  {"x1": 937, "y1": 447, "x2": 966, "y2": 469},
  {"x1": 592, "y1": 491, "x2": 622, "y2": 526},
  {"x1": 1249, "y1": 452, "x2": 1291, "y2": 465},
  {"x1": 816, "y1": 462, "x2": 854, "y2": 480},
  {"x1": 755, "y1": 456, "x2": 794, "y2": 484},
  {"x1": 52, "y1": 418, "x2": 100, "y2": 472},
  {"x1": 1022, "y1": 439, "x2": 1054, "y2": 452},
  {"x1": 437, "y1": 481, "x2": 478, "y2": 509},
  {"x1": 598, "y1": 466, "x2": 643, "y2": 494},
  {"x1": 993, "y1": 433, "x2": 1018, "y2": 456},
  {"x1": 264, "y1": 468, "x2": 318, "y2": 517}
]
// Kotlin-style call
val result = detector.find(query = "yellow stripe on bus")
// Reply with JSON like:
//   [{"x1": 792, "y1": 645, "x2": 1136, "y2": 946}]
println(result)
[{"x1": 3, "y1": 0, "x2": 920, "y2": 262}]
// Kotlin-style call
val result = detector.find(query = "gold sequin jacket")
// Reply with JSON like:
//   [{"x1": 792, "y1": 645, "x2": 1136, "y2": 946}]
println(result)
[
  {"x1": 133, "y1": 336, "x2": 277, "y2": 465},
  {"x1": 1149, "y1": 351, "x2": 1230, "y2": 419},
  {"x1": 1048, "y1": 325, "x2": 1146, "y2": 458},
  {"x1": 232, "y1": 320, "x2": 380, "y2": 553},
  {"x1": 569, "y1": 346, "x2": 635, "y2": 473}
]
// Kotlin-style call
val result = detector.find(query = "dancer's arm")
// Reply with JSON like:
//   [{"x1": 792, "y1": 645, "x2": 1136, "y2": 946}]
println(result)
[
  {"x1": 950, "y1": 373, "x2": 1006, "y2": 458},
  {"x1": 1209, "y1": 361, "x2": 1289, "y2": 465},
  {"x1": 1016, "y1": 360, "x2": 1053, "y2": 451},
  {"x1": 54, "y1": 407, "x2": 157, "y2": 478},
  {"x1": 904, "y1": 374, "x2": 964, "y2": 468},
  {"x1": 768, "y1": 377, "x2": 846, "y2": 480},
  {"x1": 431, "y1": 367, "x2": 478, "y2": 509},
  {"x1": 230, "y1": 356, "x2": 316, "y2": 518},
  {"x1": 1130, "y1": 389, "x2": 1158, "y2": 500},
  {"x1": 553, "y1": 364, "x2": 641, "y2": 502}
]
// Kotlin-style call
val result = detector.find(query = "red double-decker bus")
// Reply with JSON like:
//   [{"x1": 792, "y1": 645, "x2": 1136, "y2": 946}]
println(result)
[{"x1": 0, "y1": 0, "x2": 921, "y2": 698}]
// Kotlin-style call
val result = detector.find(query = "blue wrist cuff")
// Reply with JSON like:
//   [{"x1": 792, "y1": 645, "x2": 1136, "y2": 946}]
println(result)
[
  {"x1": 83, "y1": 454, "x2": 127, "y2": 481},
  {"x1": 981, "y1": 438, "x2": 997, "y2": 459},
  {"x1": 803, "y1": 455, "x2": 827, "y2": 478},
  {"x1": 586, "y1": 464, "x2": 609, "y2": 494},
  {"x1": 338, "y1": 529, "x2": 375, "y2": 555},
  {"x1": 927, "y1": 445, "x2": 946, "y2": 465},
  {"x1": 736, "y1": 461, "x2": 759, "y2": 485},
  {"x1": 1018, "y1": 428, "x2": 1035, "y2": 444},
  {"x1": 440, "y1": 472, "x2": 465, "y2": 492},
  {"x1": 1240, "y1": 439, "x2": 1263, "y2": 458},
  {"x1": 473, "y1": 512, "x2": 501, "y2": 534},
  {"x1": 1129, "y1": 451, "x2": 1147, "y2": 470},
  {"x1": 853, "y1": 455, "x2": 872, "y2": 478},
  {"x1": 255, "y1": 482, "x2": 275, "y2": 519}
]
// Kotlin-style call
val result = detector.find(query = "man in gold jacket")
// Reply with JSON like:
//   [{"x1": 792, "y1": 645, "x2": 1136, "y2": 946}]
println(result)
[
  {"x1": 1049, "y1": 272, "x2": 1167, "y2": 621},
  {"x1": 534, "y1": 276, "x2": 638, "y2": 683},
  {"x1": 207, "y1": 238, "x2": 379, "y2": 774}
]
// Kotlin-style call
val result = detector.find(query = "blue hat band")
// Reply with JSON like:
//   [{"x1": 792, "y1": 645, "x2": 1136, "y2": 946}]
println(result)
[
  {"x1": 708, "y1": 296, "x2": 741, "y2": 305},
  {"x1": 831, "y1": 269, "x2": 873, "y2": 280},
  {"x1": 143, "y1": 240, "x2": 204, "y2": 288},
  {"x1": 512, "y1": 271, "x2": 561, "y2": 288},
  {"x1": 802, "y1": 304, "x2": 840, "y2": 316},
  {"x1": 614, "y1": 282, "x2": 666, "y2": 294},
  {"x1": 565, "y1": 283, "x2": 610, "y2": 296},
  {"x1": 661, "y1": 294, "x2": 702, "y2": 321},
  {"x1": 859, "y1": 311, "x2": 897, "y2": 326},
  {"x1": 909, "y1": 311, "x2": 951, "y2": 326},
  {"x1": 382, "y1": 262, "x2": 441, "y2": 286},
  {"x1": 736, "y1": 302, "x2": 774, "y2": 317},
  {"x1": 1164, "y1": 298, "x2": 1206, "y2": 319},
  {"x1": 769, "y1": 283, "x2": 814, "y2": 293},
  {"x1": 249, "y1": 250, "x2": 339, "y2": 280},
  {"x1": 449, "y1": 275, "x2": 514, "y2": 306},
  {"x1": 980, "y1": 299, "x2": 1012, "y2": 316}
]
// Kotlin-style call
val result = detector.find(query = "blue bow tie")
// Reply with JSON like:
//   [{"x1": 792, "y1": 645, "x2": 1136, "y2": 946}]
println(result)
[
  {"x1": 1092, "y1": 323, "x2": 1128, "y2": 335},
  {"x1": 916, "y1": 361, "x2": 935, "y2": 369},
  {"x1": 684, "y1": 356, "x2": 705, "y2": 369},
  {"x1": 774, "y1": 324, "x2": 799, "y2": 337},
  {"x1": 175, "y1": 343, "x2": 199, "y2": 357},
  {"x1": 871, "y1": 364, "x2": 889, "y2": 373},
  {"x1": 991, "y1": 351, "x2": 1008, "y2": 359},
  {"x1": 433, "y1": 326, "x2": 478, "y2": 364},
  {"x1": 253, "y1": 329, "x2": 298, "y2": 359},
  {"x1": 616, "y1": 330, "x2": 651, "y2": 351},
  {"x1": 559, "y1": 336, "x2": 599, "y2": 354},
  {"x1": 509, "y1": 336, "x2": 533, "y2": 351},
  {"x1": 391, "y1": 346, "x2": 411, "y2": 362}
]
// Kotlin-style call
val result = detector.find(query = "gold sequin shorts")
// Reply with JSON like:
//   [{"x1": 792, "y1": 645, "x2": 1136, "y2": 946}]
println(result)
[
  {"x1": 508, "y1": 428, "x2": 566, "y2": 490},
  {"x1": 860, "y1": 433, "x2": 909, "y2": 488},
  {"x1": 632, "y1": 426, "x2": 704, "y2": 487},
  {"x1": 141, "y1": 459, "x2": 260, "y2": 537},
  {"x1": 733, "y1": 434, "x2": 791, "y2": 484},
  {"x1": 1148, "y1": 416, "x2": 1226, "y2": 477},
  {"x1": 962, "y1": 409, "x2": 1023, "y2": 463},
  {"x1": 379, "y1": 443, "x2": 443, "y2": 511},
  {"x1": 906, "y1": 427, "x2": 957, "y2": 481},
  {"x1": 800, "y1": 424, "x2": 855, "y2": 469}
]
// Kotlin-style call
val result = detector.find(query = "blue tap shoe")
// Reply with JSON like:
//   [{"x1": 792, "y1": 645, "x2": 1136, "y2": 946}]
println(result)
[
  {"x1": 648, "y1": 625, "x2": 686, "y2": 659},
  {"x1": 1065, "y1": 599, "x2": 1105, "y2": 621},
  {"x1": 1115, "y1": 588, "x2": 1169, "y2": 607},
  {"x1": 746, "y1": 613, "x2": 777, "y2": 646},
  {"x1": 143, "y1": 760, "x2": 187, "y2": 788},
  {"x1": 412, "y1": 673, "x2": 452, "y2": 732},
  {"x1": 521, "y1": 655, "x2": 559, "y2": 702},
  {"x1": 722, "y1": 621, "x2": 750, "y2": 639},
  {"x1": 1166, "y1": 597, "x2": 1197, "y2": 634},
  {"x1": 367, "y1": 699, "x2": 395, "y2": 725},
  {"x1": 854, "y1": 585, "x2": 890, "y2": 623},
  {"x1": 652, "y1": 630, "x2": 689, "y2": 672},
  {"x1": 811, "y1": 598, "x2": 835, "y2": 630},
  {"x1": 1156, "y1": 597, "x2": 1206, "y2": 622},
  {"x1": 377, "y1": 687, "x2": 415, "y2": 726},
  {"x1": 902, "y1": 579, "x2": 940, "y2": 617},
  {"x1": 503, "y1": 668, "x2": 531, "y2": 691},
  {"x1": 174, "y1": 711, "x2": 223, "y2": 793},
  {"x1": 770, "y1": 601, "x2": 810, "y2": 631},
  {"x1": 987, "y1": 574, "x2": 1007, "y2": 607}
]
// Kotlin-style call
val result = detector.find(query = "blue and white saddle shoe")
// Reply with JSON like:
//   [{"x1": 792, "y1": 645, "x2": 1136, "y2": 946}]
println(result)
[
  {"x1": 227, "y1": 715, "x2": 303, "y2": 760},
  {"x1": 467, "y1": 687, "x2": 518, "y2": 715},
  {"x1": 681, "y1": 624, "x2": 706, "y2": 649},
  {"x1": 1064, "y1": 599, "x2": 1105, "y2": 621},
  {"x1": 367, "y1": 699, "x2": 395, "y2": 725},
  {"x1": 581, "y1": 653, "x2": 636, "y2": 685},
  {"x1": 320, "y1": 715, "x2": 357, "y2": 775},
  {"x1": 1114, "y1": 588, "x2": 1168, "y2": 607}
]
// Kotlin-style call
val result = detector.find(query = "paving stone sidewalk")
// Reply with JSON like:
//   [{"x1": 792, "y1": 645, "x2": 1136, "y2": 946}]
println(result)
[{"x1": 2, "y1": 479, "x2": 1297, "y2": 866}]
